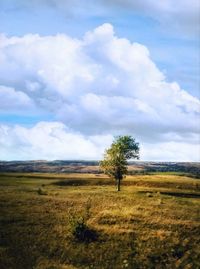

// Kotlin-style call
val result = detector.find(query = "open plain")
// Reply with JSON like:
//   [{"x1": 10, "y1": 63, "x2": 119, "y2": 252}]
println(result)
[{"x1": 0, "y1": 170, "x2": 200, "y2": 269}]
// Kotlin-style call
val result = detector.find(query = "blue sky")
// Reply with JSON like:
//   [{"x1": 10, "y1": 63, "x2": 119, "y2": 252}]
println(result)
[{"x1": 0, "y1": 0, "x2": 199, "y2": 161}]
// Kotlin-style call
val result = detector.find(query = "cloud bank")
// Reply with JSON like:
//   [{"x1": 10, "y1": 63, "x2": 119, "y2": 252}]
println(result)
[
  {"x1": 0, "y1": 122, "x2": 199, "y2": 161},
  {"x1": 0, "y1": 24, "x2": 199, "y2": 160},
  {"x1": 0, "y1": 122, "x2": 113, "y2": 160}
]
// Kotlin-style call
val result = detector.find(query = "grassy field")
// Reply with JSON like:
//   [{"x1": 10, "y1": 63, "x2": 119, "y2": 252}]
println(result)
[{"x1": 0, "y1": 172, "x2": 200, "y2": 269}]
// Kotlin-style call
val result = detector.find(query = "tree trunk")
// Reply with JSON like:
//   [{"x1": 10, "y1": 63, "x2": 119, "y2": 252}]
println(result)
[{"x1": 117, "y1": 178, "x2": 121, "y2": 191}]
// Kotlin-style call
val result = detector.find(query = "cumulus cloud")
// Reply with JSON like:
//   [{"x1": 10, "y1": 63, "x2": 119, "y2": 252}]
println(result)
[
  {"x1": 0, "y1": 85, "x2": 35, "y2": 113},
  {"x1": 0, "y1": 24, "x2": 199, "y2": 160},
  {"x1": 0, "y1": 122, "x2": 113, "y2": 160}
]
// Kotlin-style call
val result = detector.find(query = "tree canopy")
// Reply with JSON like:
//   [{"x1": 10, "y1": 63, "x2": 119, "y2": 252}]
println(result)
[{"x1": 100, "y1": 136, "x2": 140, "y2": 191}]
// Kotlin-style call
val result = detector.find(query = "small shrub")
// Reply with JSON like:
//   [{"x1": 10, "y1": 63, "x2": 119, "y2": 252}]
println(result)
[
  {"x1": 146, "y1": 192, "x2": 153, "y2": 197},
  {"x1": 37, "y1": 188, "x2": 47, "y2": 195},
  {"x1": 68, "y1": 200, "x2": 97, "y2": 243},
  {"x1": 69, "y1": 216, "x2": 97, "y2": 242}
]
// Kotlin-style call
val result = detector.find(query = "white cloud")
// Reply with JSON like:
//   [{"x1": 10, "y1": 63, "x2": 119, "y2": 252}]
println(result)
[
  {"x1": 0, "y1": 85, "x2": 34, "y2": 112},
  {"x1": 0, "y1": 122, "x2": 199, "y2": 161},
  {"x1": 0, "y1": 122, "x2": 113, "y2": 160},
  {"x1": 141, "y1": 141, "x2": 200, "y2": 162},
  {"x1": 0, "y1": 24, "x2": 199, "y2": 160}
]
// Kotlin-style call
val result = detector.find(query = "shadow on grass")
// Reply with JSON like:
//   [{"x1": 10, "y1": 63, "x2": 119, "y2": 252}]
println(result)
[
  {"x1": 54, "y1": 179, "x2": 91, "y2": 186},
  {"x1": 161, "y1": 191, "x2": 200, "y2": 199},
  {"x1": 138, "y1": 190, "x2": 200, "y2": 199},
  {"x1": 53, "y1": 179, "x2": 113, "y2": 187}
]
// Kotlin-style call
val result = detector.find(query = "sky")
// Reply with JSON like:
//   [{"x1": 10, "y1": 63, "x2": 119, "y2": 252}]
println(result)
[{"x1": 0, "y1": 0, "x2": 200, "y2": 161}]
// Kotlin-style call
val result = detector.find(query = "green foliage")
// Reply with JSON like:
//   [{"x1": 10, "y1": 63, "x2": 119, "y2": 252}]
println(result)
[{"x1": 100, "y1": 136, "x2": 139, "y2": 190}]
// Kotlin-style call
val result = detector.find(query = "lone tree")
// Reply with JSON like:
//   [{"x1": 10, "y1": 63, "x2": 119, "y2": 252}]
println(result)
[{"x1": 100, "y1": 136, "x2": 139, "y2": 191}]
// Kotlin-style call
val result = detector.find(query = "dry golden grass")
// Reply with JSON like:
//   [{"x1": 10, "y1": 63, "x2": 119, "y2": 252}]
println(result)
[{"x1": 0, "y1": 172, "x2": 200, "y2": 269}]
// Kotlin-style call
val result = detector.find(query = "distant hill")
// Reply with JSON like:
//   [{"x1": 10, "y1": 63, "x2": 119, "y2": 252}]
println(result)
[{"x1": 0, "y1": 160, "x2": 199, "y2": 176}]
